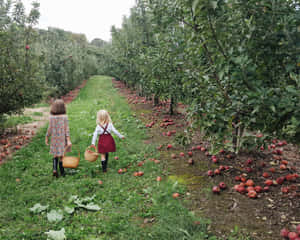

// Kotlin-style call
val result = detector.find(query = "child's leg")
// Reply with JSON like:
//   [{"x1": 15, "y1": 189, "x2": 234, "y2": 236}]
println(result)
[
  {"x1": 53, "y1": 157, "x2": 58, "y2": 178},
  {"x1": 100, "y1": 153, "x2": 107, "y2": 172},
  {"x1": 104, "y1": 153, "x2": 109, "y2": 171},
  {"x1": 58, "y1": 157, "x2": 65, "y2": 177}
]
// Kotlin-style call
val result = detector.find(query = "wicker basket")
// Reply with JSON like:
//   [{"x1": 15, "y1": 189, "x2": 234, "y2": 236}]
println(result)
[
  {"x1": 62, "y1": 146, "x2": 80, "y2": 168},
  {"x1": 84, "y1": 145, "x2": 99, "y2": 162}
]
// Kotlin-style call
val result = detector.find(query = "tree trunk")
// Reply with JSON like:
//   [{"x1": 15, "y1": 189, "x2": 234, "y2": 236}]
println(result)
[
  {"x1": 154, "y1": 94, "x2": 159, "y2": 106},
  {"x1": 169, "y1": 95, "x2": 175, "y2": 115}
]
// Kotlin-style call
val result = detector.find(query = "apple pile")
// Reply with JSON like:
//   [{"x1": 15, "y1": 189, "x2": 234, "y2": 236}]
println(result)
[{"x1": 160, "y1": 118, "x2": 175, "y2": 128}]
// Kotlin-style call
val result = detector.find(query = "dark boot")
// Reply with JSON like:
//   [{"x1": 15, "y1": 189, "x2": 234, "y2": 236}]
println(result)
[
  {"x1": 53, "y1": 157, "x2": 58, "y2": 178},
  {"x1": 59, "y1": 161, "x2": 65, "y2": 177},
  {"x1": 101, "y1": 160, "x2": 107, "y2": 173},
  {"x1": 104, "y1": 153, "x2": 109, "y2": 172}
]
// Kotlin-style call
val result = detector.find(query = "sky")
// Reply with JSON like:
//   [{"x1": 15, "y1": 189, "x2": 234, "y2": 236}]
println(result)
[{"x1": 22, "y1": 0, "x2": 136, "y2": 42}]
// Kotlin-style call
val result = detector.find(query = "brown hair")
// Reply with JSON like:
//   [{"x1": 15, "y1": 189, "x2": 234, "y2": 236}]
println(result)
[{"x1": 50, "y1": 99, "x2": 66, "y2": 115}]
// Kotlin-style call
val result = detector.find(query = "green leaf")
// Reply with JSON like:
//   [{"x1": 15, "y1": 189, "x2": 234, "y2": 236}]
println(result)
[
  {"x1": 270, "y1": 105, "x2": 276, "y2": 113},
  {"x1": 211, "y1": 1, "x2": 218, "y2": 9},
  {"x1": 45, "y1": 228, "x2": 66, "y2": 240},
  {"x1": 47, "y1": 210, "x2": 64, "y2": 222},
  {"x1": 29, "y1": 203, "x2": 49, "y2": 214},
  {"x1": 192, "y1": 0, "x2": 200, "y2": 13}
]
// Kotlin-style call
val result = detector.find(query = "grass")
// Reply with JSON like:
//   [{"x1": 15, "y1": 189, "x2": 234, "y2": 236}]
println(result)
[
  {"x1": 0, "y1": 76, "x2": 218, "y2": 240},
  {"x1": 32, "y1": 112, "x2": 44, "y2": 117},
  {"x1": 0, "y1": 115, "x2": 33, "y2": 129}
]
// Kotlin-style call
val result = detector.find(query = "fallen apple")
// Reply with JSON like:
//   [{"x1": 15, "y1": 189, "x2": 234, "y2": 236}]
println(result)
[
  {"x1": 246, "y1": 179, "x2": 254, "y2": 187},
  {"x1": 212, "y1": 186, "x2": 220, "y2": 194},
  {"x1": 288, "y1": 232, "x2": 299, "y2": 240},
  {"x1": 247, "y1": 190, "x2": 257, "y2": 198},
  {"x1": 219, "y1": 182, "x2": 227, "y2": 189},
  {"x1": 167, "y1": 144, "x2": 173, "y2": 149},
  {"x1": 264, "y1": 179, "x2": 273, "y2": 186},
  {"x1": 172, "y1": 192, "x2": 180, "y2": 198},
  {"x1": 280, "y1": 228, "x2": 290, "y2": 238},
  {"x1": 187, "y1": 158, "x2": 194, "y2": 165}
]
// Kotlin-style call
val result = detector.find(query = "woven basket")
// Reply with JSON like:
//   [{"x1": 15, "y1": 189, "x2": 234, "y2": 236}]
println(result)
[
  {"x1": 84, "y1": 145, "x2": 99, "y2": 162},
  {"x1": 62, "y1": 146, "x2": 80, "y2": 168}
]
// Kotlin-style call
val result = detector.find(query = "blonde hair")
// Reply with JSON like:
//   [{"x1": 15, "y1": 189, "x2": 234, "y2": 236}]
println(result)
[{"x1": 96, "y1": 110, "x2": 112, "y2": 125}]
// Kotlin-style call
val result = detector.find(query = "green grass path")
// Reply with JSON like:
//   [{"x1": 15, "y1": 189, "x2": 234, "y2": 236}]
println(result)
[{"x1": 0, "y1": 76, "x2": 215, "y2": 240}]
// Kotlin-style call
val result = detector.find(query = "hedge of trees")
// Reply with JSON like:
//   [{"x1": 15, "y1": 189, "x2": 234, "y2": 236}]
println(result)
[
  {"x1": 98, "y1": 0, "x2": 300, "y2": 153},
  {"x1": 0, "y1": 0, "x2": 101, "y2": 124}
]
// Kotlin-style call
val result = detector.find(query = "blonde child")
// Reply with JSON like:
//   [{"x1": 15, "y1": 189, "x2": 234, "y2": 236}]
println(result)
[
  {"x1": 91, "y1": 110, "x2": 124, "y2": 172},
  {"x1": 45, "y1": 99, "x2": 72, "y2": 177}
]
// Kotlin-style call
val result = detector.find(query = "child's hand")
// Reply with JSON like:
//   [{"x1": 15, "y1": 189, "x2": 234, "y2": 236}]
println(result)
[
  {"x1": 45, "y1": 137, "x2": 49, "y2": 146},
  {"x1": 121, "y1": 136, "x2": 125, "y2": 140}
]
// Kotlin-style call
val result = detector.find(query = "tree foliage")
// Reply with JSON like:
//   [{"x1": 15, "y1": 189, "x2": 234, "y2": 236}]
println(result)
[
  {"x1": 99, "y1": 0, "x2": 300, "y2": 152},
  {"x1": 0, "y1": 0, "x2": 101, "y2": 124}
]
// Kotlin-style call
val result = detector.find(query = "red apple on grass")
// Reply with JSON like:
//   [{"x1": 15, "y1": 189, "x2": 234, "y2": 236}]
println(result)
[{"x1": 172, "y1": 193, "x2": 180, "y2": 198}]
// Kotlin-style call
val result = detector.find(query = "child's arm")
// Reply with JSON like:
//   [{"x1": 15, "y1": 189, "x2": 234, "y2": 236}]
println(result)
[
  {"x1": 64, "y1": 116, "x2": 72, "y2": 147},
  {"x1": 45, "y1": 117, "x2": 52, "y2": 145},
  {"x1": 111, "y1": 123, "x2": 124, "y2": 139},
  {"x1": 91, "y1": 125, "x2": 100, "y2": 145}
]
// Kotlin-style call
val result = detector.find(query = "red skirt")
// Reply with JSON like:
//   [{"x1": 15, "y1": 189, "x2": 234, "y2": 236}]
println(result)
[{"x1": 98, "y1": 134, "x2": 116, "y2": 153}]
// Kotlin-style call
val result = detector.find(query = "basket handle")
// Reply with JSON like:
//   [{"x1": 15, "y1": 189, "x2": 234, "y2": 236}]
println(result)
[
  {"x1": 63, "y1": 145, "x2": 80, "y2": 158},
  {"x1": 86, "y1": 145, "x2": 98, "y2": 154}
]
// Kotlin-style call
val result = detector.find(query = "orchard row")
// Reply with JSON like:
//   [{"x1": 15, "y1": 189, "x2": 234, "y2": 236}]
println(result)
[{"x1": 98, "y1": 0, "x2": 300, "y2": 152}]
